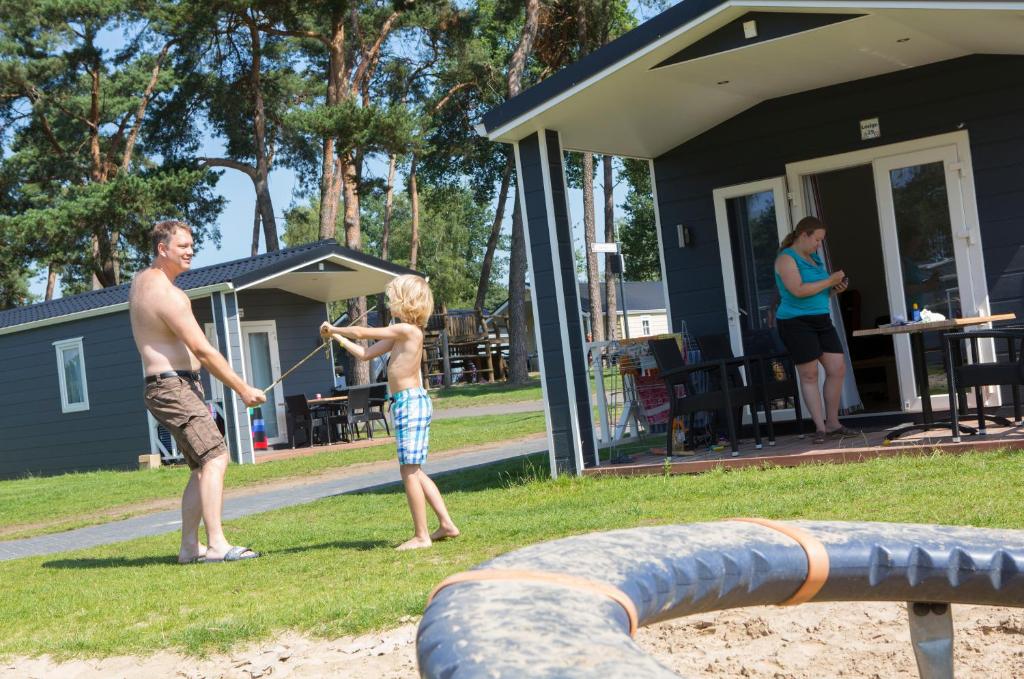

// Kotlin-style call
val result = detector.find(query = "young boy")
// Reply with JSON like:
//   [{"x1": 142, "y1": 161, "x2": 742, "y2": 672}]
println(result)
[{"x1": 320, "y1": 275, "x2": 459, "y2": 551}]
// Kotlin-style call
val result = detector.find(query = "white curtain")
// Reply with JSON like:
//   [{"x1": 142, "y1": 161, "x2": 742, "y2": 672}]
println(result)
[{"x1": 806, "y1": 176, "x2": 864, "y2": 414}]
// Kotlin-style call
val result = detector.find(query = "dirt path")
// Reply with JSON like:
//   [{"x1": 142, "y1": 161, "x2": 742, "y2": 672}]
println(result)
[{"x1": 5, "y1": 602, "x2": 1022, "y2": 678}]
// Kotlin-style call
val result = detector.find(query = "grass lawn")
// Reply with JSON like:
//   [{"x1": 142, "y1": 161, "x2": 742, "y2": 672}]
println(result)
[
  {"x1": 0, "y1": 448, "x2": 1021, "y2": 658},
  {"x1": 0, "y1": 411, "x2": 547, "y2": 541},
  {"x1": 430, "y1": 375, "x2": 542, "y2": 409}
]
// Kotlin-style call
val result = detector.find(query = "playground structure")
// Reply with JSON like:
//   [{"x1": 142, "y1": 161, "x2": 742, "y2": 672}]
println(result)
[
  {"x1": 418, "y1": 520, "x2": 1024, "y2": 678},
  {"x1": 421, "y1": 307, "x2": 509, "y2": 388}
]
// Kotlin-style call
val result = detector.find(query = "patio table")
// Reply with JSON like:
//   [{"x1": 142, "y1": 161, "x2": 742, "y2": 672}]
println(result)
[{"x1": 853, "y1": 313, "x2": 1016, "y2": 440}]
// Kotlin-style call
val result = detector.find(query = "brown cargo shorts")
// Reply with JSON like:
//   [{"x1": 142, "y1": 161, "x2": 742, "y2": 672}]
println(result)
[{"x1": 144, "y1": 376, "x2": 227, "y2": 470}]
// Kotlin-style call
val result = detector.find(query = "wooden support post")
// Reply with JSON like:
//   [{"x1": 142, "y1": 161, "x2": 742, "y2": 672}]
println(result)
[
  {"x1": 138, "y1": 454, "x2": 162, "y2": 470},
  {"x1": 441, "y1": 328, "x2": 451, "y2": 387}
]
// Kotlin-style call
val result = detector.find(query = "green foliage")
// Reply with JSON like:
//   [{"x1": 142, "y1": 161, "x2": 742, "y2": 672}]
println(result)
[
  {"x1": 0, "y1": 0, "x2": 224, "y2": 290},
  {"x1": 618, "y1": 157, "x2": 661, "y2": 281},
  {"x1": 284, "y1": 181, "x2": 510, "y2": 310}
]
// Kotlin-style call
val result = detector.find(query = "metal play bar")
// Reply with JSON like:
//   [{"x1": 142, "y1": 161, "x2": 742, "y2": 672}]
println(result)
[{"x1": 417, "y1": 520, "x2": 1024, "y2": 678}]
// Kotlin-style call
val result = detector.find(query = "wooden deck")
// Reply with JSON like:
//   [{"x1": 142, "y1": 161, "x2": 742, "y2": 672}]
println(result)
[{"x1": 586, "y1": 418, "x2": 1024, "y2": 477}]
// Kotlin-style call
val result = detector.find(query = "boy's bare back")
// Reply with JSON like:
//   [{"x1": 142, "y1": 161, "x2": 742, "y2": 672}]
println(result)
[{"x1": 386, "y1": 323, "x2": 425, "y2": 394}]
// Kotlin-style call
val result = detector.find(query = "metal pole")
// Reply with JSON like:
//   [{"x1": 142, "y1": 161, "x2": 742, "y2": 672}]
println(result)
[{"x1": 618, "y1": 256, "x2": 630, "y2": 339}]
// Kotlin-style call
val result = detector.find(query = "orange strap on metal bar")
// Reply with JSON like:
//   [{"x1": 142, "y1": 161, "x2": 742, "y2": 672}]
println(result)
[
  {"x1": 428, "y1": 569, "x2": 640, "y2": 637},
  {"x1": 732, "y1": 518, "x2": 830, "y2": 606}
]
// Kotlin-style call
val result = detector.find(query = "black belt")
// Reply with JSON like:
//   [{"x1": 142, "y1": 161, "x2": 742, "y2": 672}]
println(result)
[{"x1": 145, "y1": 370, "x2": 200, "y2": 384}]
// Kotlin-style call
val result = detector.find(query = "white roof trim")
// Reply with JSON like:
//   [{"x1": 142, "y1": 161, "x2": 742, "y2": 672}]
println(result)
[
  {"x1": 485, "y1": 0, "x2": 1024, "y2": 144},
  {"x1": 232, "y1": 253, "x2": 403, "y2": 292}
]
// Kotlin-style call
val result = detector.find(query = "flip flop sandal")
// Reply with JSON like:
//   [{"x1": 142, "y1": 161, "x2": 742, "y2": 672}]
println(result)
[
  {"x1": 812, "y1": 430, "x2": 828, "y2": 444},
  {"x1": 203, "y1": 546, "x2": 261, "y2": 563}
]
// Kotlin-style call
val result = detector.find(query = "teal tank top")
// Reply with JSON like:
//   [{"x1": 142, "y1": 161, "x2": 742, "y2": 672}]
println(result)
[{"x1": 774, "y1": 248, "x2": 831, "y2": 319}]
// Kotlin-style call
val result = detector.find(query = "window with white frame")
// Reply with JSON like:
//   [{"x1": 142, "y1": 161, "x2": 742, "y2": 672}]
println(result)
[
  {"x1": 53, "y1": 337, "x2": 89, "y2": 413},
  {"x1": 641, "y1": 316, "x2": 651, "y2": 336}
]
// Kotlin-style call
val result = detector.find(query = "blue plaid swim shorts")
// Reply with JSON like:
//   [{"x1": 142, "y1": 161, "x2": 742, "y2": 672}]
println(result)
[{"x1": 391, "y1": 387, "x2": 432, "y2": 465}]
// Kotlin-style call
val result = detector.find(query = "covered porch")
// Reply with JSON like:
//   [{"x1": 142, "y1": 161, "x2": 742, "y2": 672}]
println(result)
[
  {"x1": 479, "y1": 0, "x2": 1024, "y2": 476},
  {"x1": 587, "y1": 417, "x2": 1024, "y2": 477}
]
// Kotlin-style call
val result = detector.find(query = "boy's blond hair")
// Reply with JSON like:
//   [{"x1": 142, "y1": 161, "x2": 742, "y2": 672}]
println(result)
[{"x1": 386, "y1": 274, "x2": 433, "y2": 327}]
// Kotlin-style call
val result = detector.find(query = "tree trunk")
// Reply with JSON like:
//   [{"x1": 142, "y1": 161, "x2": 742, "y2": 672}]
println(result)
[
  {"x1": 408, "y1": 154, "x2": 420, "y2": 270},
  {"x1": 504, "y1": 0, "x2": 540, "y2": 385},
  {"x1": 254, "y1": 175, "x2": 277, "y2": 252},
  {"x1": 251, "y1": 202, "x2": 261, "y2": 256},
  {"x1": 475, "y1": 158, "x2": 512, "y2": 314},
  {"x1": 319, "y1": 138, "x2": 341, "y2": 239},
  {"x1": 603, "y1": 154, "x2": 618, "y2": 340},
  {"x1": 318, "y1": 20, "x2": 346, "y2": 239},
  {"x1": 378, "y1": 153, "x2": 396, "y2": 322},
  {"x1": 45, "y1": 264, "x2": 59, "y2": 301},
  {"x1": 507, "y1": 194, "x2": 529, "y2": 384},
  {"x1": 247, "y1": 14, "x2": 279, "y2": 252},
  {"x1": 340, "y1": 150, "x2": 369, "y2": 385},
  {"x1": 582, "y1": 151, "x2": 603, "y2": 342}
]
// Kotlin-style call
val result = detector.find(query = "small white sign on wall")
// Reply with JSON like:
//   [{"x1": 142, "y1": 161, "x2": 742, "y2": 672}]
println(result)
[{"x1": 860, "y1": 117, "x2": 881, "y2": 141}]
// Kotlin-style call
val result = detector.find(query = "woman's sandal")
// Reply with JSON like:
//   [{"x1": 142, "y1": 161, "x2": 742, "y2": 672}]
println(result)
[
  {"x1": 812, "y1": 430, "x2": 828, "y2": 444},
  {"x1": 826, "y1": 426, "x2": 860, "y2": 438}
]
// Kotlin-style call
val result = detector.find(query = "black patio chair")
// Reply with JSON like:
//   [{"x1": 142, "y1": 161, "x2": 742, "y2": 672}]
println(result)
[
  {"x1": 742, "y1": 329, "x2": 804, "y2": 443},
  {"x1": 944, "y1": 328, "x2": 1024, "y2": 441},
  {"x1": 696, "y1": 334, "x2": 772, "y2": 446},
  {"x1": 648, "y1": 337, "x2": 763, "y2": 456},
  {"x1": 335, "y1": 385, "x2": 373, "y2": 441},
  {"x1": 367, "y1": 383, "x2": 391, "y2": 436},
  {"x1": 285, "y1": 394, "x2": 340, "y2": 447}
]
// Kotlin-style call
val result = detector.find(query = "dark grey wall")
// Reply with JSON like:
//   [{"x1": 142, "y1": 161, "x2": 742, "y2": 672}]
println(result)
[
  {"x1": 0, "y1": 311, "x2": 150, "y2": 478},
  {"x1": 235, "y1": 289, "x2": 332, "y2": 399},
  {"x1": 654, "y1": 54, "x2": 1024, "y2": 337}
]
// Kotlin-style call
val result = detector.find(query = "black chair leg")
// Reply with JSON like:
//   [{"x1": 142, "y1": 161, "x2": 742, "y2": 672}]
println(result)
[
  {"x1": 945, "y1": 337, "x2": 961, "y2": 442},
  {"x1": 665, "y1": 410, "x2": 674, "y2": 457},
  {"x1": 719, "y1": 365, "x2": 739, "y2": 454},
  {"x1": 1009, "y1": 338, "x2": 1022, "y2": 425},
  {"x1": 750, "y1": 404, "x2": 762, "y2": 450},
  {"x1": 975, "y1": 385, "x2": 986, "y2": 435}
]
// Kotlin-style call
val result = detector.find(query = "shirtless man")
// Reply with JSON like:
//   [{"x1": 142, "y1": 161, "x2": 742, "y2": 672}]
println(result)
[{"x1": 129, "y1": 220, "x2": 266, "y2": 563}]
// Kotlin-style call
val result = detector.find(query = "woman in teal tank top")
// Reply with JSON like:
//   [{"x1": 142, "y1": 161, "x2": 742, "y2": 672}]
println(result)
[{"x1": 773, "y1": 217, "x2": 857, "y2": 444}]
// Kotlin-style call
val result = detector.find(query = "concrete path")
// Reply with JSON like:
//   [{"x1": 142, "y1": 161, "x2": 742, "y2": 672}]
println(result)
[
  {"x1": 433, "y1": 400, "x2": 544, "y2": 420},
  {"x1": 0, "y1": 436, "x2": 546, "y2": 562}
]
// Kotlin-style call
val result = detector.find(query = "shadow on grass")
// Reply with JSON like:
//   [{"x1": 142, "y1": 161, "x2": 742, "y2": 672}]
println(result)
[
  {"x1": 347, "y1": 452, "x2": 555, "y2": 499},
  {"x1": 41, "y1": 540, "x2": 390, "y2": 569}
]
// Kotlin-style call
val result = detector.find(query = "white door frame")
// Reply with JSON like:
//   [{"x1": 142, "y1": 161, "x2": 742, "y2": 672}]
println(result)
[
  {"x1": 713, "y1": 176, "x2": 795, "y2": 422},
  {"x1": 785, "y1": 130, "x2": 996, "y2": 413},
  {"x1": 239, "y1": 320, "x2": 288, "y2": 446},
  {"x1": 713, "y1": 176, "x2": 793, "y2": 358}
]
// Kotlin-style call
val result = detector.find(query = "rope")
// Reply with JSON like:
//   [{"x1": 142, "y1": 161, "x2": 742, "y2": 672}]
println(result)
[{"x1": 262, "y1": 308, "x2": 371, "y2": 394}]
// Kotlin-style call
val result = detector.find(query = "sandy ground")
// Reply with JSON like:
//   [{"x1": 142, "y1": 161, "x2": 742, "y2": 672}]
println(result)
[{"x1": 5, "y1": 602, "x2": 1022, "y2": 678}]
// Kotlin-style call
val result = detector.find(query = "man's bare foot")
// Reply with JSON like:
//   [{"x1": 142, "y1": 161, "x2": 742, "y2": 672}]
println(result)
[
  {"x1": 430, "y1": 525, "x2": 460, "y2": 541},
  {"x1": 396, "y1": 536, "x2": 432, "y2": 551},
  {"x1": 177, "y1": 543, "x2": 207, "y2": 564}
]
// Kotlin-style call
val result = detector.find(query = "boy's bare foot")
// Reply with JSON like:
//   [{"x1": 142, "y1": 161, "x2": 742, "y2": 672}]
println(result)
[
  {"x1": 396, "y1": 536, "x2": 432, "y2": 551},
  {"x1": 430, "y1": 525, "x2": 460, "y2": 541}
]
